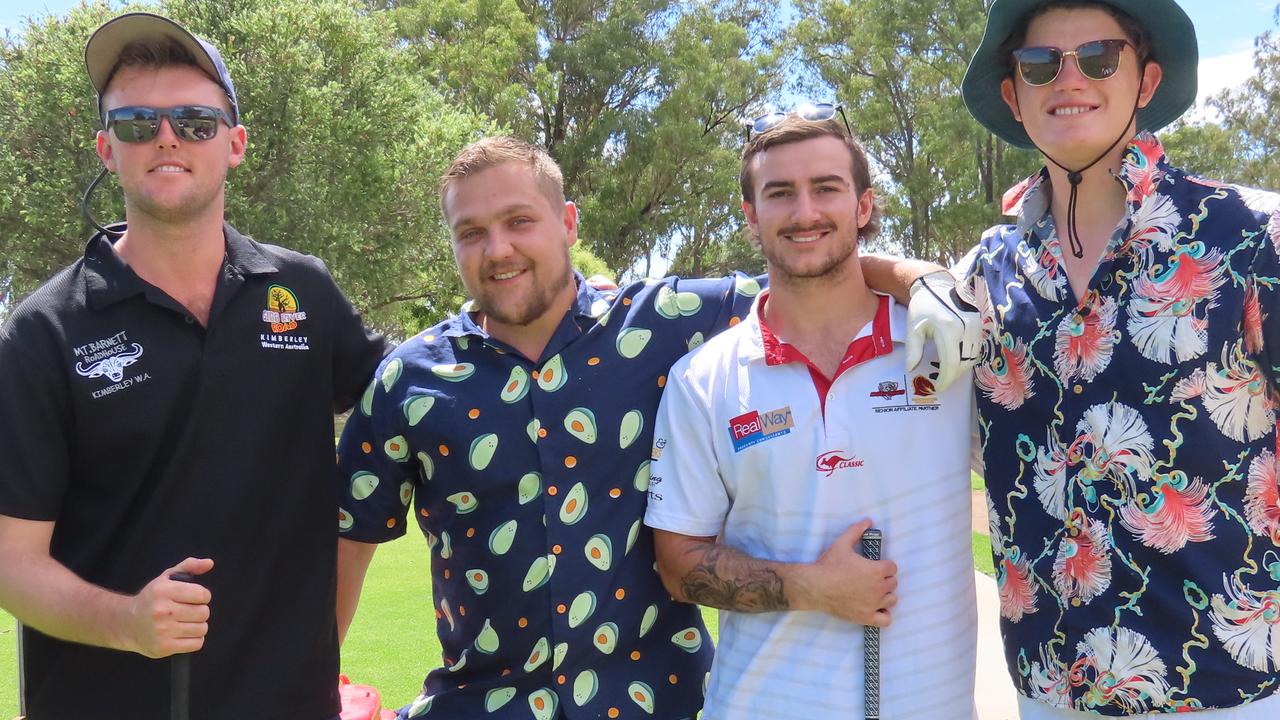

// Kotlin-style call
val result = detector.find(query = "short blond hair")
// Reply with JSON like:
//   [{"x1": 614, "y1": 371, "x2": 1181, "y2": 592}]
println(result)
[{"x1": 439, "y1": 136, "x2": 566, "y2": 218}]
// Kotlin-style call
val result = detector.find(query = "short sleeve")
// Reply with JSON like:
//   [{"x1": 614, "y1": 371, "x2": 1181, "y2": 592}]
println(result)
[
  {"x1": 0, "y1": 311, "x2": 72, "y2": 519},
  {"x1": 335, "y1": 360, "x2": 417, "y2": 543},
  {"x1": 671, "y1": 273, "x2": 766, "y2": 338},
  {"x1": 1245, "y1": 209, "x2": 1280, "y2": 383},
  {"x1": 315, "y1": 260, "x2": 388, "y2": 413},
  {"x1": 643, "y1": 361, "x2": 730, "y2": 537}
]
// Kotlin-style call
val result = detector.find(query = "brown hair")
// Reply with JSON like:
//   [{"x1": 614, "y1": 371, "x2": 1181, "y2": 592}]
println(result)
[
  {"x1": 104, "y1": 39, "x2": 203, "y2": 94},
  {"x1": 1000, "y1": 1, "x2": 1152, "y2": 74},
  {"x1": 439, "y1": 136, "x2": 566, "y2": 218},
  {"x1": 739, "y1": 116, "x2": 882, "y2": 240}
]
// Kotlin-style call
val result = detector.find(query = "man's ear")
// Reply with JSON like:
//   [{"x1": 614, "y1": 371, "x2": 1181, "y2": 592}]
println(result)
[
  {"x1": 95, "y1": 130, "x2": 117, "y2": 173},
  {"x1": 1000, "y1": 77, "x2": 1023, "y2": 123},
  {"x1": 1137, "y1": 61, "x2": 1163, "y2": 109}
]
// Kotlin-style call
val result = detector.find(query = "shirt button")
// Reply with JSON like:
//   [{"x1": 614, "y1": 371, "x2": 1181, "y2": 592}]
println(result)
[
  {"x1": 184, "y1": 315, "x2": 196, "y2": 324},
  {"x1": 1073, "y1": 384, "x2": 1084, "y2": 394}
]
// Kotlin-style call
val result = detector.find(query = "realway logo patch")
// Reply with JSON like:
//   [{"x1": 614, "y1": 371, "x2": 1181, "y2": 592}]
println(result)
[
  {"x1": 728, "y1": 405, "x2": 794, "y2": 452},
  {"x1": 260, "y1": 284, "x2": 310, "y2": 351},
  {"x1": 72, "y1": 330, "x2": 151, "y2": 398}
]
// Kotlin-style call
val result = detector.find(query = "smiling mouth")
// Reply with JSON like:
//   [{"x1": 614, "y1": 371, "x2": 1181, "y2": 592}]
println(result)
[
  {"x1": 1051, "y1": 105, "x2": 1097, "y2": 117},
  {"x1": 150, "y1": 165, "x2": 189, "y2": 174},
  {"x1": 782, "y1": 229, "x2": 832, "y2": 244},
  {"x1": 491, "y1": 269, "x2": 524, "y2": 281}
]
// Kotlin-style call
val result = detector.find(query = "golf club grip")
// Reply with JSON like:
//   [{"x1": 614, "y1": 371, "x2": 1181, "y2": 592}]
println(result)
[
  {"x1": 861, "y1": 529, "x2": 882, "y2": 720},
  {"x1": 169, "y1": 572, "x2": 197, "y2": 720}
]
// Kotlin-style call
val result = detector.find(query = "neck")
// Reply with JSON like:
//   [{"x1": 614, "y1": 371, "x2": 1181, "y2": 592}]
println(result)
[
  {"x1": 1043, "y1": 159, "x2": 1129, "y2": 251},
  {"x1": 114, "y1": 201, "x2": 228, "y2": 294},
  {"x1": 763, "y1": 257, "x2": 879, "y2": 345},
  {"x1": 480, "y1": 280, "x2": 578, "y2": 362}
]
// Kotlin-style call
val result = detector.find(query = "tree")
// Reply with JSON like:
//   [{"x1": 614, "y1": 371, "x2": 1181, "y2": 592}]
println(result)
[
  {"x1": 0, "y1": 0, "x2": 490, "y2": 336},
  {"x1": 1208, "y1": 25, "x2": 1280, "y2": 190},
  {"x1": 793, "y1": 0, "x2": 1039, "y2": 265},
  {"x1": 374, "y1": 0, "x2": 785, "y2": 276}
]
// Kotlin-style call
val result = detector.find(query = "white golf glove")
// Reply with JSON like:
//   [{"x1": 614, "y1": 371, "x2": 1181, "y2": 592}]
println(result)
[{"x1": 904, "y1": 270, "x2": 982, "y2": 392}]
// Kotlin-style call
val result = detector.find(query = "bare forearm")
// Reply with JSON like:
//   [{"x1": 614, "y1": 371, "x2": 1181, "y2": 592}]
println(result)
[
  {"x1": 336, "y1": 538, "x2": 377, "y2": 644},
  {"x1": 860, "y1": 253, "x2": 945, "y2": 303},
  {"x1": 0, "y1": 547, "x2": 131, "y2": 651},
  {"x1": 673, "y1": 543, "x2": 793, "y2": 612}
]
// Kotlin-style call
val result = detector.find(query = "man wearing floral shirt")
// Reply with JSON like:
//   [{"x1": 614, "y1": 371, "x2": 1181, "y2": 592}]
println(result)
[{"x1": 958, "y1": 0, "x2": 1280, "y2": 717}]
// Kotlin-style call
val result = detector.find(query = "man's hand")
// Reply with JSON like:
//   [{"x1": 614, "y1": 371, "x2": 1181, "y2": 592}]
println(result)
[
  {"x1": 122, "y1": 557, "x2": 213, "y2": 658},
  {"x1": 795, "y1": 520, "x2": 898, "y2": 627},
  {"x1": 905, "y1": 270, "x2": 982, "y2": 392}
]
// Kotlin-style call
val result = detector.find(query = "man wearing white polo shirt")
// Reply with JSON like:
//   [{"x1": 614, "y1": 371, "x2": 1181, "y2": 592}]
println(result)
[{"x1": 645, "y1": 109, "x2": 977, "y2": 720}]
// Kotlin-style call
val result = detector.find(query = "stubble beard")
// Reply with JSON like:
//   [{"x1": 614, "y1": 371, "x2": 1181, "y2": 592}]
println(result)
[
  {"x1": 760, "y1": 226, "x2": 859, "y2": 285},
  {"x1": 475, "y1": 255, "x2": 574, "y2": 326}
]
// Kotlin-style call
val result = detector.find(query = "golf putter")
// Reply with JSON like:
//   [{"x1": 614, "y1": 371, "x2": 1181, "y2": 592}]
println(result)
[
  {"x1": 861, "y1": 528, "x2": 882, "y2": 720},
  {"x1": 169, "y1": 572, "x2": 198, "y2": 720},
  {"x1": 16, "y1": 618, "x2": 26, "y2": 719}
]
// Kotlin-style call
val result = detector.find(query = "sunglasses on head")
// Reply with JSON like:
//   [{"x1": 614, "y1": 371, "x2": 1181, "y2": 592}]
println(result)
[
  {"x1": 1012, "y1": 39, "x2": 1133, "y2": 87},
  {"x1": 745, "y1": 102, "x2": 853, "y2": 140},
  {"x1": 104, "y1": 105, "x2": 235, "y2": 143}
]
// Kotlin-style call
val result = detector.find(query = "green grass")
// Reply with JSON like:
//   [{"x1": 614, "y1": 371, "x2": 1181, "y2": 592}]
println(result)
[
  {"x1": 2, "y1": 608, "x2": 14, "y2": 717},
  {"x1": 1, "y1": 516, "x2": 973, "y2": 713}
]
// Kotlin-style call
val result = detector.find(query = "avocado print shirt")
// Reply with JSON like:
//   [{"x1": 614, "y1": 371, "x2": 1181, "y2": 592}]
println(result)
[
  {"x1": 961, "y1": 133, "x2": 1280, "y2": 715},
  {"x1": 337, "y1": 273, "x2": 761, "y2": 719}
]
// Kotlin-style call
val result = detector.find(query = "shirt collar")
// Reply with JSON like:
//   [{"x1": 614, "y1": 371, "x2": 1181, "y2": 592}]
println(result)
[
  {"x1": 83, "y1": 222, "x2": 277, "y2": 310},
  {"x1": 1001, "y1": 132, "x2": 1173, "y2": 225},
  {"x1": 740, "y1": 288, "x2": 900, "y2": 365}
]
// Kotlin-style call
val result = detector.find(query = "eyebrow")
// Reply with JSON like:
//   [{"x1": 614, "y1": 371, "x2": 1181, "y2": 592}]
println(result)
[
  {"x1": 450, "y1": 202, "x2": 541, "y2": 231},
  {"x1": 760, "y1": 175, "x2": 851, "y2": 193}
]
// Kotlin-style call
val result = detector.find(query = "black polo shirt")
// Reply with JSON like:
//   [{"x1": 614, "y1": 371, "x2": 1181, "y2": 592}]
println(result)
[{"x1": 0, "y1": 223, "x2": 387, "y2": 720}]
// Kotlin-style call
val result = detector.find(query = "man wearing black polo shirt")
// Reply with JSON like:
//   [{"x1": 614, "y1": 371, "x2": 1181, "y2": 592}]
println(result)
[{"x1": 0, "y1": 13, "x2": 385, "y2": 720}]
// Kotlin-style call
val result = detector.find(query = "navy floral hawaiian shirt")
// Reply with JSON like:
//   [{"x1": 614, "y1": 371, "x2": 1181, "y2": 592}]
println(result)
[
  {"x1": 337, "y1": 273, "x2": 761, "y2": 719},
  {"x1": 962, "y1": 133, "x2": 1280, "y2": 714}
]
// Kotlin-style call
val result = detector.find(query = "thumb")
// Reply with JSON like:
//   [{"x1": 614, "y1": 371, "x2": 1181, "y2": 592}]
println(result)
[
  {"x1": 836, "y1": 519, "x2": 873, "y2": 549},
  {"x1": 169, "y1": 557, "x2": 215, "y2": 578}
]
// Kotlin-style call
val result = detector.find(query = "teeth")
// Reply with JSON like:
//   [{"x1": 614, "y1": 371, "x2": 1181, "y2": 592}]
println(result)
[
  {"x1": 786, "y1": 232, "x2": 825, "y2": 243},
  {"x1": 153, "y1": 165, "x2": 186, "y2": 173},
  {"x1": 1053, "y1": 106, "x2": 1092, "y2": 116},
  {"x1": 493, "y1": 270, "x2": 521, "y2": 281}
]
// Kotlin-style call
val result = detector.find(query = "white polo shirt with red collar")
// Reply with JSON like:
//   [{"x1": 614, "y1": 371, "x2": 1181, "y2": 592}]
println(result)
[{"x1": 644, "y1": 291, "x2": 977, "y2": 720}]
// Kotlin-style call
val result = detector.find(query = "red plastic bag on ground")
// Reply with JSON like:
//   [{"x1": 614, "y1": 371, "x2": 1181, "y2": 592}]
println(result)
[{"x1": 339, "y1": 675, "x2": 397, "y2": 720}]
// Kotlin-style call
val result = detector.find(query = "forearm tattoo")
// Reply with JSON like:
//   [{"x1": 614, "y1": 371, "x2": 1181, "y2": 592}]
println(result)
[{"x1": 679, "y1": 544, "x2": 788, "y2": 612}]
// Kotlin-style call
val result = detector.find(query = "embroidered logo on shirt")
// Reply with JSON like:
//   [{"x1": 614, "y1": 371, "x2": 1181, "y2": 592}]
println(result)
[
  {"x1": 260, "y1": 284, "x2": 310, "y2": 351},
  {"x1": 815, "y1": 450, "x2": 865, "y2": 476},
  {"x1": 727, "y1": 406, "x2": 794, "y2": 452},
  {"x1": 869, "y1": 380, "x2": 907, "y2": 400},
  {"x1": 871, "y1": 373, "x2": 942, "y2": 414},
  {"x1": 72, "y1": 330, "x2": 152, "y2": 398}
]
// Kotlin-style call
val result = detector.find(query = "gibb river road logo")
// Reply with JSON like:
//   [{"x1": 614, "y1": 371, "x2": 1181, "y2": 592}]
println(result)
[{"x1": 815, "y1": 450, "x2": 864, "y2": 476}]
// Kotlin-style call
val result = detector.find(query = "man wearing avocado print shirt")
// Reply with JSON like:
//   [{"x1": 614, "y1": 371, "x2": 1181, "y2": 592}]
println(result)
[
  {"x1": 334, "y1": 136, "x2": 972, "y2": 719},
  {"x1": 958, "y1": 0, "x2": 1280, "y2": 717}
]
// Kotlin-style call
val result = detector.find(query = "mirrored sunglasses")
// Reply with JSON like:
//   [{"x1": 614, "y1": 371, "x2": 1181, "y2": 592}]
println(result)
[
  {"x1": 105, "y1": 105, "x2": 235, "y2": 143},
  {"x1": 1012, "y1": 39, "x2": 1132, "y2": 87}
]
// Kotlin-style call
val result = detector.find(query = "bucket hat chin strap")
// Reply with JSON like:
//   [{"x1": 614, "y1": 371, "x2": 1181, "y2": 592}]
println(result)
[{"x1": 1016, "y1": 82, "x2": 1142, "y2": 259}]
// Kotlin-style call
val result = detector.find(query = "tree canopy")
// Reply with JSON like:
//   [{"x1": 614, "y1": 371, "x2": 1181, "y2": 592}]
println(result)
[{"x1": 2, "y1": 0, "x2": 1277, "y2": 334}]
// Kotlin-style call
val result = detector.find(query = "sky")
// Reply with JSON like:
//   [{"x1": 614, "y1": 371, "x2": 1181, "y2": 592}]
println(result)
[{"x1": 3, "y1": 0, "x2": 1274, "y2": 107}]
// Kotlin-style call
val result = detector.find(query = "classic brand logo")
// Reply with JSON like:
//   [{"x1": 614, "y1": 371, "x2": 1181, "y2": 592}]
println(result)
[
  {"x1": 71, "y1": 330, "x2": 152, "y2": 398},
  {"x1": 728, "y1": 405, "x2": 794, "y2": 452},
  {"x1": 260, "y1": 284, "x2": 311, "y2": 351},
  {"x1": 815, "y1": 450, "x2": 865, "y2": 476}
]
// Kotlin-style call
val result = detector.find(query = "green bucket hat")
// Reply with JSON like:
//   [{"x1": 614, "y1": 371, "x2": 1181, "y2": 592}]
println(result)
[{"x1": 961, "y1": 0, "x2": 1198, "y2": 150}]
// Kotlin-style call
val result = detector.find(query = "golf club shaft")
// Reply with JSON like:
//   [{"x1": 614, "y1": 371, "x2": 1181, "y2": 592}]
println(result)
[
  {"x1": 862, "y1": 529, "x2": 882, "y2": 720},
  {"x1": 16, "y1": 619, "x2": 26, "y2": 718},
  {"x1": 170, "y1": 572, "x2": 196, "y2": 720}
]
